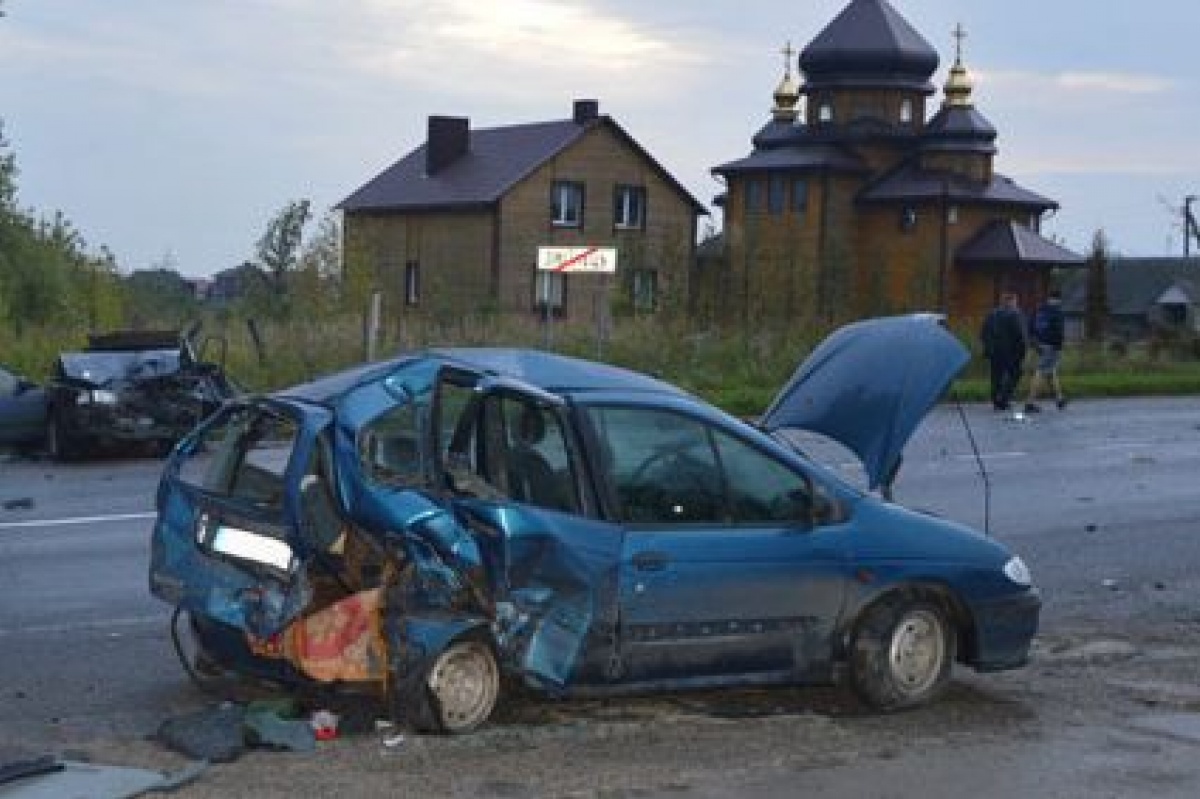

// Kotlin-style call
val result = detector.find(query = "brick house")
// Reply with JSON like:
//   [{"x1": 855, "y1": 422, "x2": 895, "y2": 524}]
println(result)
[
  {"x1": 338, "y1": 100, "x2": 707, "y2": 329},
  {"x1": 701, "y1": 0, "x2": 1082, "y2": 330}
]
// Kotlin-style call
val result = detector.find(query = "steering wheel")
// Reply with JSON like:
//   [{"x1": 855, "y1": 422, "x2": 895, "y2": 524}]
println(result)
[{"x1": 627, "y1": 442, "x2": 714, "y2": 493}]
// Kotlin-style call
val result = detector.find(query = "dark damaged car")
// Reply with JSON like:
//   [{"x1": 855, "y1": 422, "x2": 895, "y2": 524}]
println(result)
[
  {"x1": 149, "y1": 314, "x2": 1040, "y2": 733},
  {"x1": 46, "y1": 330, "x2": 237, "y2": 459}
]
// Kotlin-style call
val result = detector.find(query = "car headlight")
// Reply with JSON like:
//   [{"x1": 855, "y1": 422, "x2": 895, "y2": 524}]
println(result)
[
  {"x1": 1003, "y1": 556, "x2": 1032, "y2": 586},
  {"x1": 77, "y1": 389, "x2": 119, "y2": 405}
]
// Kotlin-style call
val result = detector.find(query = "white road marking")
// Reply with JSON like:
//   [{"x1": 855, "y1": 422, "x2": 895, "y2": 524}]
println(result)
[
  {"x1": 0, "y1": 511, "x2": 155, "y2": 531},
  {"x1": 0, "y1": 615, "x2": 164, "y2": 637}
]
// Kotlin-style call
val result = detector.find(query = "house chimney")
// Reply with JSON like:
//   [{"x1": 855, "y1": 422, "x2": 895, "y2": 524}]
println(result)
[
  {"x1": 573, "y1": 99, "x2": 600, "y2": 125},
  {"x1": 426, "y1": 116, "x2": 469, "y2": 175}
]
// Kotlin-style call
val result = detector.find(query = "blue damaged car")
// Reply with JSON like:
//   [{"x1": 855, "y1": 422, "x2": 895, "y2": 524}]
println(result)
[{"x1": 149, "y1": 314, "x2": 1039, "y2": 733}]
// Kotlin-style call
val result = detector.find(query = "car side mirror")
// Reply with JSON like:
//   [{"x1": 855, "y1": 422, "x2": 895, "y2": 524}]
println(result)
[{"x1": 17, "y1": 378, "x2": 37, "y2": 395}]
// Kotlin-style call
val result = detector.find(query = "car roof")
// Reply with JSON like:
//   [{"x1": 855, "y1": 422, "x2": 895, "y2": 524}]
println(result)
[{"x1": 275, "y1": 348, "x2": 686, "y2": 406}]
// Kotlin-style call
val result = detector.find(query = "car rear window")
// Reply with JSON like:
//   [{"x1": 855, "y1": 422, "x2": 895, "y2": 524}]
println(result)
[{"x1": 179, "y1": 406, "x2": 299, "y2": 509}]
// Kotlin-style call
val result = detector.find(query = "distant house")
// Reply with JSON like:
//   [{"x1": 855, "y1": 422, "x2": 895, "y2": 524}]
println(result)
[
  {"x1": 1062, "y1": 257, "x2": 1200, "y2": 341},
  {"x1": 703, "y1": 0, "x2": 1083, "y2": 329},
  {"x1": 337, "y1": 100, "x2": 707, "y2": 327}
]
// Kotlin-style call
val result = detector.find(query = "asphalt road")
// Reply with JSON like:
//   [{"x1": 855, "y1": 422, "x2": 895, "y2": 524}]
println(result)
[{"x1": 2, "y1": 396, "x2": 1200, "y2": 797}]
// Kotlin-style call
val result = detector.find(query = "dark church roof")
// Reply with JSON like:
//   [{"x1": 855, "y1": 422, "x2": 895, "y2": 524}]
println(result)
[
  {"x1": 956, "y1": 220, "x2": 1084, "y2": 267},
  {"x1": 923, "y1": 105, "x2": 998, "y2": 155},
  {"x1": 799, "y1": 0, "x2": 939, "y2": 93},
  {"x1": 713, "y1": 143, "x2": 867, "y2": 175},
  {"x1": 339, "y1": 114, "x2": 706, "y2": 214},
  {"x1": 859, "y1": 165, "x2": 1057, "y2": 209}
]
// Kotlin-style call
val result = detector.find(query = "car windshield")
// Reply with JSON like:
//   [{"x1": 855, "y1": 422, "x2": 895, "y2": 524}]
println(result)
[{"x1": 58, "y1": 349, "x2": 181, "y2": 385}]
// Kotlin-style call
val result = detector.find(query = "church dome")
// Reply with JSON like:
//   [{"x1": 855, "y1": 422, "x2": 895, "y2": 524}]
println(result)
[{"x1": 799, "y1": 0, "x2": 939, "y2": 93}]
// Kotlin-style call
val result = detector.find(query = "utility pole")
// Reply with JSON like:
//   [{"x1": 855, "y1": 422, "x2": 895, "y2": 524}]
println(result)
[{"x1": 1185, "y1": 195, "x2": 1199, "y2": 258}]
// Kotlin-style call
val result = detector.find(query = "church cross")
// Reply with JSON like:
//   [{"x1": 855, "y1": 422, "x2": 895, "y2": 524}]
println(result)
[{"x1": 952, "y1": 23, "x2": 967, "y2": 63}]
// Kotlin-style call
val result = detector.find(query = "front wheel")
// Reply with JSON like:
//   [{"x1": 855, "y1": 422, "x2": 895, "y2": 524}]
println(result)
[
  {"x1": 420, "y1": 637, "x2": 500, "y2": 734},
  {"x1": 848, "y1": 595, "x2": 954, "y2": 710}
]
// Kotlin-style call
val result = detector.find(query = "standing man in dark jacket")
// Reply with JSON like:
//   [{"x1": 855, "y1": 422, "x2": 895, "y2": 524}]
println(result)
[
  {"x1": 980, "y1": 291, "x2": 1027, "y2": 411},
  {"x1": 1025, "y1": 289, "x2": 1067, "y2": 412}
]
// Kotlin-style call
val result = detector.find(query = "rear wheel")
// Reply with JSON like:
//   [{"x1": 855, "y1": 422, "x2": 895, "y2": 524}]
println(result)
[
  {"x1": 849, "y1": 595, "x2": 954, "y2": 710},
  {"x1": 420, "y1": 637, "x2": 500, "y2": 734}
]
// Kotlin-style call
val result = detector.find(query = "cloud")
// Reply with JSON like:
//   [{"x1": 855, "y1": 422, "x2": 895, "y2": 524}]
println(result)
[
  {"x1": 979, "y1": 68, "x2": 1175, "y2": 96},
  {"x1": 336, "y1": 0, "x2": 705, "y2": 104}
]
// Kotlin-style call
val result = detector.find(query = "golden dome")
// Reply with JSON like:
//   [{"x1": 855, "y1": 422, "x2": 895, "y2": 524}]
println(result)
[
  {"x1": 943, "y1": 23, "x2": 974, "y2": 108},
  {"x1": 772, "y1": 41, "x2": 801, "y2": 122}
]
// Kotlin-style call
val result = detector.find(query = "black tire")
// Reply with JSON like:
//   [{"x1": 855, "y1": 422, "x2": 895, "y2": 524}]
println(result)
[
  {"x1": 848, "y1": 594, "x2": 955, "y2": 710},
  {"x1": 418, "y1": 637, "x2": 501, "y2": 734}
]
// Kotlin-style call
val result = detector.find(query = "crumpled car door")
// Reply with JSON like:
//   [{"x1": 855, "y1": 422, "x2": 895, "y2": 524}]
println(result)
[
  {"x1": 761, "y1": 314, "x2": 969, "y2": 489},
  {"x1": 149, "y1": 401, "x2": 327, "y2": 638}
]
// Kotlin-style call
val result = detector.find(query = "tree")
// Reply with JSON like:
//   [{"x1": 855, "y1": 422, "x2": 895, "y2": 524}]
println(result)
[
  {"x1": 1084, "y1": 229, "x2": 1110, "y2": 343},
  {"x1": 255, "y1": 199, "x2": 312, "y2": 297}
]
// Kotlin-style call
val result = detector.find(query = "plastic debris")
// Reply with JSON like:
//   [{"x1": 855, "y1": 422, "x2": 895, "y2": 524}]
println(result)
[{"x1": 311, "y1": 709, "x2": 340, "y2": 741}]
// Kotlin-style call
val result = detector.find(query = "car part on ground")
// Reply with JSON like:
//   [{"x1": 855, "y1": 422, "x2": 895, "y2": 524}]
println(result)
[{"x1": 148, "y1": 314, "x2": 1040, "y2": 734}]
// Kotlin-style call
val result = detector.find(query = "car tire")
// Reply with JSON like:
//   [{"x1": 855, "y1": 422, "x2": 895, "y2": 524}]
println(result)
[
  {"x1": 419, "y1": 636, "x2": 500, "y2": 734},
  {"x1": 848, "y1": 594, "x2": 955, "y2": 710}
]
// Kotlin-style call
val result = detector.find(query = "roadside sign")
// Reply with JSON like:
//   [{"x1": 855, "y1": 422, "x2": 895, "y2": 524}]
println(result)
[{"x1": 537, "y1": 246, "x2": 618, "y2": 273}]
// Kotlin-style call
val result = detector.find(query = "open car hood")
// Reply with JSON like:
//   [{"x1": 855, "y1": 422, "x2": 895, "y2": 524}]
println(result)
[{"x1": 761, "y1": 314, "x2": 969, "y2": 490}]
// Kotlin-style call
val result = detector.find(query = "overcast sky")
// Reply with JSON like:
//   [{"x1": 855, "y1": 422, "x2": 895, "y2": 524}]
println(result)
[{"x1": 2, "y1": 1, "x2": 1198, "y2": 278}]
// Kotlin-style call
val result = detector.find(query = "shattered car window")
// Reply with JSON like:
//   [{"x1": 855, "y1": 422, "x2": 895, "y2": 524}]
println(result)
[{"x1": 178, "y1": 406, "x2": 299, "y2": 509}]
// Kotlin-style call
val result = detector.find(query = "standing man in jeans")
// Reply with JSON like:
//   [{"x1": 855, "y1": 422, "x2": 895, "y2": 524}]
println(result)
[
  {"x1": 1025, "y1": 289, "x2": 1068, "y2": 412},
  {"x1": 980, "y1": 290, "x2": 1028, "y2": 411}
]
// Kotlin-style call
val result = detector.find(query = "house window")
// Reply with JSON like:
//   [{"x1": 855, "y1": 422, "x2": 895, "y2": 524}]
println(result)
[
  {"x1": 551, "y1": 181, "x2": 584, "y2": 227},
  {"x1": 768, "y1": 175, "x2": 786, "y2": 214},
  {"x1": 404, "y1": 260, "x2": 420, "y2": 306},
  {"x1": 745, "y1": 179, "x2": 765, "y2": 213},
  {"x1": 899, "y1": 98, "x2": 913, "y2": 124},
  {"x1": 614, "y1": 185, "x2": 646, "y2": 229},
  {"x1": 632, "y1": 269, "x2": 658, "y2": 312},
  {"x1": 534, "y1": 269, "x2": 566, "y2": 315},
  {"x1": 791, "y1": 178, "x2": 809, "y2": 213}
]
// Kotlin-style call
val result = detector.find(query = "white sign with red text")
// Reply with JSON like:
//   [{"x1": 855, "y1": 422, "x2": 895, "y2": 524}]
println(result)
[{"x1": 537, "y1": 246, "x2": 618, "y2": 273}]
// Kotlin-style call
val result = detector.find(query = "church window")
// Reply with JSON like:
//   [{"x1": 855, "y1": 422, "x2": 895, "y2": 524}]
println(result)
[
  {"x1": 947, "y1": 205, "x2": 959, "y2": 225},
  {"x1": 791, "y1": 178, "x2": 809, "y2": 213},
  {"x1": 900, "y1": 207, "x2": 917, "y2": 232},
  {"x1": 899, "y1": 99, "x2": 914, "y2": 125},
  {"x1": 818, "y1": 102, "x2": 833, "y2": 123},
  {"x1": 768, "y1": 175, "x2": 786, "y2": 214},
  {"x1": 746, "y1": 180, "x2": 765, "y2": 213}
]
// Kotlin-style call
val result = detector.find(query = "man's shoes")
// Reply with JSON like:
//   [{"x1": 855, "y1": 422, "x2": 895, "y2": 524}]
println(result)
[
  {"x1": 1056, "y1": 398, "x2": 1068, "y2": 410},
  {"x1": 1024, "y1": 403, "x2": 1042, "y2": 414}
]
